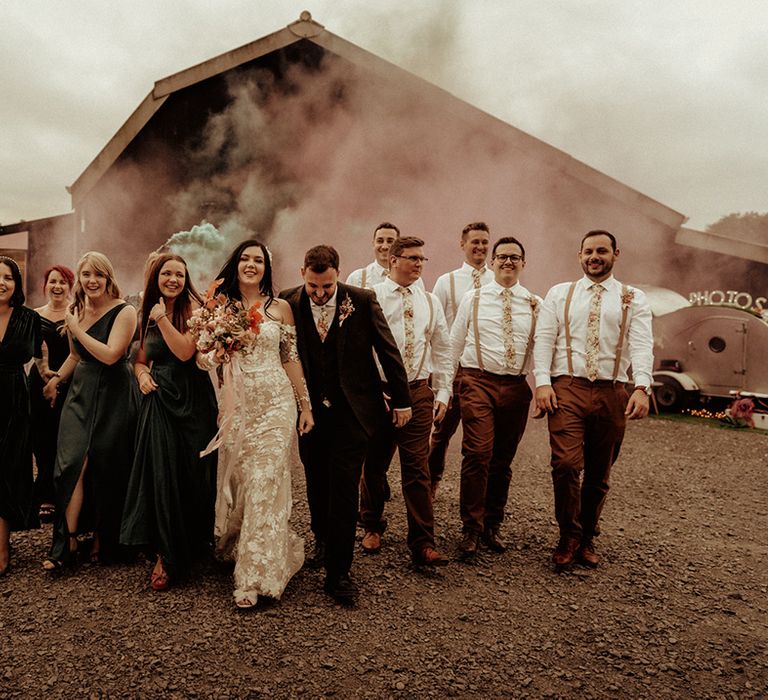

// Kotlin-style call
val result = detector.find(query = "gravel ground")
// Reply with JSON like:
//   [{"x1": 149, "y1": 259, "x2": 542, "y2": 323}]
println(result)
[{"x1": 1, "y1": 415, "x2": 766, "y2": 699}]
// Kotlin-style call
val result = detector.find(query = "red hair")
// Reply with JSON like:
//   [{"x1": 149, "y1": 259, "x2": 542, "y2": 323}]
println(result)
[{"x1": 42, "y1": 264, "x2": 75, "y2": 291}]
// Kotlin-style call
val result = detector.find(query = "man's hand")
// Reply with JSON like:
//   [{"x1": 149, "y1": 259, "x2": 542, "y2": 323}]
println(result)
[
  {"x1": 393, "y1": 407, "x2": 412, "y2": 427},
  {"x1": 433, "y1": 401, "x2": 447, "y2": 424},
  {"x1": 625, "y1": 391, "x2": 649, "y2": 420},
  {"x1": 534, "y1": 385, "x2": 558, "y2": 417}
]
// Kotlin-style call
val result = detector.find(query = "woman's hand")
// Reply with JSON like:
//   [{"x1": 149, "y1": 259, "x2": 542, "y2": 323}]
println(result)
[
  {"x1": 42, "y1": 368, "x2": 57, "y2": 381},
  {"x1": 137, "y1": 370, "x2": 158, "y2": 395},
  {"x1": 149, "y1": 297, "x2": 167, "y2": 324},
  {"x1": 298, "y1": 409, "x2": 314, "y2": 435},
  {"x1": 64, "y1": 309, "x2": 80, "y2": 335},
  {"x1": 42, "y1": 378, "x2": 60, "y2": 407}
]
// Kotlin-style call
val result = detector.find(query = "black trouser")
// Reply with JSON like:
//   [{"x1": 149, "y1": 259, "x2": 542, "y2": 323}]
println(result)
[{"x1": 299, "y1": 399, "x2": 369, "y2": 583}]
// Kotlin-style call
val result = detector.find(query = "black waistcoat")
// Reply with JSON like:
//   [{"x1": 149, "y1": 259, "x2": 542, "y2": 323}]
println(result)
[{"x1": 301, "y1": 303, "x2": 343, "y2": 407}]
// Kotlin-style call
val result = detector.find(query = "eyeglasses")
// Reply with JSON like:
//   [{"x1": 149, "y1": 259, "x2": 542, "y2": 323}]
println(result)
[
  {"x1": 494, "y1": 254, "x2": 523, "y2": 263},
  {"x1": 394, "y1": 255, "x2": 429, "y2": 263}
]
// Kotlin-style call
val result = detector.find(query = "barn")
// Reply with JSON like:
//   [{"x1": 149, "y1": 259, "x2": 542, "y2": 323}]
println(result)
[{"x1": 4, "y1": 12, "x2": 761, "y2": 303}]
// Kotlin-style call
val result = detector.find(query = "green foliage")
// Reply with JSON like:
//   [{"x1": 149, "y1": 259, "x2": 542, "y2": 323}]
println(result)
[{"x1": 706, "y1": 211, "x2": 768, "y2": 243}]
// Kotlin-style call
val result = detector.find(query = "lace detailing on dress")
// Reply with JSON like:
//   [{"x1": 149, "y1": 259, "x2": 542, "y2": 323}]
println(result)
[
  {"x1": 215, "y1": 320, "x2": 304, "y2": 601},
  {"x1": 279, "y1": 323, "x2": 300, "y2": 364}
]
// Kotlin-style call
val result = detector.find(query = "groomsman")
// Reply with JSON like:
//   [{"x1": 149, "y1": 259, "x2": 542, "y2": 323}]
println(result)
[
  {"x1": 429, "y1": 222, "x2": 494, "y2": 496},
  {"x1": 450, "y1": 236, "x2": 541, "y2": 558},
  {"x1": 360, "y1": 236, "x2": 452, "y2": 566},
  {"x1": 346, "y1": 222, "x2": 424, "y2": 290},
  {"x1": 280, "y1": 245, "x2": 411, "y2": 604},
  {"x1": 534, "y1": 230, "x2": 653, "y2": 570}
]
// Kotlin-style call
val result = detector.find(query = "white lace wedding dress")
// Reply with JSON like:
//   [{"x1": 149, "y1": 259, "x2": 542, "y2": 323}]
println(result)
[{"x1": 215, "y1": 320, "x2": 304, "y2": 604}]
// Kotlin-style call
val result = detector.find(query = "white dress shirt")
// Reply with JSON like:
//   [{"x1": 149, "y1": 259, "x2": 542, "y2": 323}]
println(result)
[
  {"x1": 309, "y1": 289, "x2": 338, "y2": 331},
  {"x1": 372, "y1": 278, "x2": 452, "y2": 405},
  {"x1": 450, "y1": 280, "x2": 542, "y2": 377},
  {"x1": 533, "y1": 275, "x2": 654, "y2": 387},
  {"x1": 432, "y1": 263, "x2": 494, "y2": 329},
  {"x1": 346, "y1": 260, "x2": 424, "y2": 290}
]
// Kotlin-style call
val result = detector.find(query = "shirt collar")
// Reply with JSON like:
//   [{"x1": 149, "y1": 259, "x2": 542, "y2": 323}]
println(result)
[
  {"x1": 489, "y1": 280, "x2": 523, "y2": 295},
  {"x1": 460, "y1": 262, "x2": 489, "y2": 275},
  {"x1": 383, "y1": 277, "x2": 416, "y2": 293},
  {"x1": 372, "y1": 260, "x2": 389, "y2": 276},
  {"x1": 579, "y1": 274, "x2": 616, "y2": 291}
]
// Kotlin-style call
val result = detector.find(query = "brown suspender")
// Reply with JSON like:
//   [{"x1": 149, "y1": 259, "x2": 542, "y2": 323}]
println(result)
[
  {"x1": 360, "y1": 268, "x2": 367, "y2": 289},
  {"x1": 413, "y1": 292, "x2": 434, "y2": 379},
  {"x1": 612, "y1": 285, "x2": 631, "y2": 381},
  {"x1": 563, "y1": 281, "x2": 631, "y2": 381},
  {"x1": 563, "y1": 282, "x2": 577, "y2": 376},
  {"x1": 471, "y1": 288, "x2": 484, "y2": 371},
  {"x1": 470, "y1": 288, "x2": 537, "y2": 374}
]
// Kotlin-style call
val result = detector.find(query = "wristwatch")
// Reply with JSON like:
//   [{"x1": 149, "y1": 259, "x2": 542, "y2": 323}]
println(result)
[{"x1": 633, "y1": 385, "x2": 652, "y2": 395}]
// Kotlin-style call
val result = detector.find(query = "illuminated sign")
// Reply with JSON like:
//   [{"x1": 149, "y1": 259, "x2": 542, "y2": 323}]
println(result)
[{"x1": 689, "y1": 290, "x2": 767, "y2": 311}]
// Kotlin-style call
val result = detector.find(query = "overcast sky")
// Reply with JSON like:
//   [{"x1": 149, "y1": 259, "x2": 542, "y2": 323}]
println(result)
[{"x1": 1, "y1": 0, "x2": 765, "y2": 230}]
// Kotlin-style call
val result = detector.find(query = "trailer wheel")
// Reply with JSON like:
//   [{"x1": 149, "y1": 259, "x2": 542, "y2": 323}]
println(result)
[{"x1": 654, "y1": 376, "x2": 691, "y2": 412}]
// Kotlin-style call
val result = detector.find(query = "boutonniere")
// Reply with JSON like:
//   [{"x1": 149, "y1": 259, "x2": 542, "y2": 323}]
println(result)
[
  {"x1": 339, "y1": 294, "x2": 355, "y2": 326},
  {"x1": 528, "y1": 295, "x2": 539, "y2": 316},
  {"x1": 621, "y1": 288, "x2": 635, "y2": 310}
]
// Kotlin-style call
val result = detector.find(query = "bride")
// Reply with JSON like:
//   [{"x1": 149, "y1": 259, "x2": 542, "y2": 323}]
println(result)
[{"x1": 203, "y1": 239, "x2": 313, "y2": 609}]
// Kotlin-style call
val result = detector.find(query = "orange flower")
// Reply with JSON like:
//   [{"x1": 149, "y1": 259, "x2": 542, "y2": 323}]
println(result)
[
  {"x1": 205, "y1": 279, "x2": 225, "y2": 310},
  {"x1": 248, "y1": 302, "x2": 263, "y2": 333}
]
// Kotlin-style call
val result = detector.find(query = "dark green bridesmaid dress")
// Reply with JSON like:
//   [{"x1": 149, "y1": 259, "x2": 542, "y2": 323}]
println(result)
[
  {"x1": 0, "y1": 306, "x2": 41, "y2": 531},
  {"x1": 120, "y1": 326, "x2": 218, "y2": 578},
  {"x1": 49, "y1": 303, "x2": 138, "y2": 562}
]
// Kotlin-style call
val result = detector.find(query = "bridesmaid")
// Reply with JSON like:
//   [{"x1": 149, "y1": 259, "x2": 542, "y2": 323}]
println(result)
[
  {"x1": 120, "y1": 253, "x2": 218, "y2": 591},
  {"x1": 43, "y1": 252, "x2": 138, "y2": 569},
  {"x1": 0, "y1": 256, "x2": 42, "y2": 575},
  {"x1": 30, "y1": 265, "x2": 75, "y2": 523}
]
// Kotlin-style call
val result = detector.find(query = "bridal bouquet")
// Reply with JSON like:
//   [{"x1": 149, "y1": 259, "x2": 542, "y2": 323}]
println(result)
[{"x1": 188, "y1": 278, "x2": 263, "y2": 364}]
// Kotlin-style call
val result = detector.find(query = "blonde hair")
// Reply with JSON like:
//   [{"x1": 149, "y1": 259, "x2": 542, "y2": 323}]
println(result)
[{"x1": 70, "y1": 251, "x2": 122, "y2": 318}]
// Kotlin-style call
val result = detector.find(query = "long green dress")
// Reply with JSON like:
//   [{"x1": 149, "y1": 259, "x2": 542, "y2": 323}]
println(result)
[
  {"x1": 120, "y1": 326, "x2": 218, "y2": 578},
  {"x1": 0, "y1": 305, "x2": 41, "y2": 531},
  {"x1": 49, "y1": 303, "x2": 138, "y2": 562}
]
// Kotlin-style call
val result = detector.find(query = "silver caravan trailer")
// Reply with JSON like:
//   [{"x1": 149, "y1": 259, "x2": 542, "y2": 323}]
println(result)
[{"x1": 649, "y1": 293, "x2": 768, "y2": 410}]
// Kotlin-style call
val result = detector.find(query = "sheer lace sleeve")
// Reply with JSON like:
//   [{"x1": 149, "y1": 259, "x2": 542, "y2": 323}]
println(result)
[{"x1": 279, "y1": 323, "x2": 300, "y2": 364}]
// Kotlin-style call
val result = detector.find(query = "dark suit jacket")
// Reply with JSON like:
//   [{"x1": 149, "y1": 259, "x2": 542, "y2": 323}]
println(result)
[{"x1": 279, "y1": 282, "x2": 410, "y2": 436}]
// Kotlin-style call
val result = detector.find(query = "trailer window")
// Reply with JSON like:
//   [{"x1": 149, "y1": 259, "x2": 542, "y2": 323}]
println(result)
[{"x1": 708, "y1": 336, "x2": 726, "y2": 353}]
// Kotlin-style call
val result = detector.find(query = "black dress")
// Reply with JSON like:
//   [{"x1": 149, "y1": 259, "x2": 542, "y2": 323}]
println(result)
[
  {"x1": 0, "y1": 306, "x2": 41, "y2": 531},
  {"x1": 29, "y1": 316, "x2": 69, "y2": 507},
  {"x1": 49, "y1": 304, "x2": 139, "y2": 562},
  {"x1": 120, "y1": 327, "x2": 218, "y2": 577}
]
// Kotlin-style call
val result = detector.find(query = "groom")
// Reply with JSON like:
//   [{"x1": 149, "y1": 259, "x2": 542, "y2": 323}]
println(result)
[{"x1": 280, "y1": 245, "x2": 412, "y2": 604}]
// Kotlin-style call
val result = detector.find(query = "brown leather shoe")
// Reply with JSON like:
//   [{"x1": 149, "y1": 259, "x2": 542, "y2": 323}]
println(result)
[
  {"x1": 414, "y1": 546, "x2": 449, "y2": 567},
  {"x1": 577, "y1": 538, "x2": 600, "y2": 568},
  {"x1": 361, "y1": 531, "x2": 382, "y2": 554},
  {"x1": 552, "y1": 535, "x2": 579, "y2": 570},
  {"x1": 482, "y1": 527, "x2": 506, "y2": 553},
  {"x1": 458, "y1": 531, "x2": 479, "y2": 559}
]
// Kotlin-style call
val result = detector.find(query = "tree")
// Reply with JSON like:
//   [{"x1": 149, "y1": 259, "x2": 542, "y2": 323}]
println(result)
[{"x1": 706, "y1": 212, "x2": 768, "y2": 243}]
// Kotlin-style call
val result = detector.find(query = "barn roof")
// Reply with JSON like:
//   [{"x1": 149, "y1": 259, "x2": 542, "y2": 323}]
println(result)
[{"x1": 68, "y1": 11, "x2": 685, "y2": 230}]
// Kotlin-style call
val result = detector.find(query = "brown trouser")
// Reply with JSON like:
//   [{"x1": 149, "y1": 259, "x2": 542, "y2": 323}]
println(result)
[
  {"x1": 360, "y1": 381, "x2": 436, "y2": 554},
  {"x1": 548, "y1": 376, "x2": 629, "y2": 540},
  {"x1": 427, "y1": 373, "x2": 463, "y2": 486},
  {"x1": 459, "y1": 368, "x2": 532, "y2": 534}
]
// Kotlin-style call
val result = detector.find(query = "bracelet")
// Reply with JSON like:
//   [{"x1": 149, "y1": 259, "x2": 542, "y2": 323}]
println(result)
[{"x1": 149, "y1": 313, "x2": 169, "y2": 327}]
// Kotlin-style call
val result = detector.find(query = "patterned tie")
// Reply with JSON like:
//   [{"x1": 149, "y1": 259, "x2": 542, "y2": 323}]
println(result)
[
  {"x1": 397, "y1": 286, "x2": 415, "y2": 369},
  {"x1": 501, "y1": 288, "x2": 516, "y2": 368},
  {"x1": 317, "y1": 304, "x2": 330, "y2": 342},
  {"x1": 585, "y1": 283, "x2": 604, "y2": 381},
  {"x1": 472, "y1": 269, "x2": 482, "y2": 289}
]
